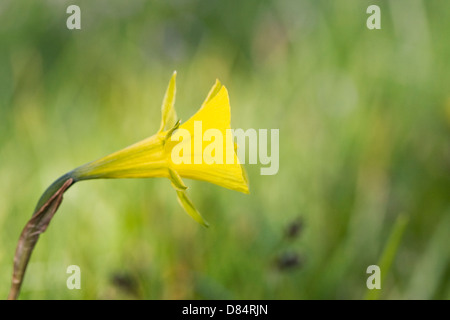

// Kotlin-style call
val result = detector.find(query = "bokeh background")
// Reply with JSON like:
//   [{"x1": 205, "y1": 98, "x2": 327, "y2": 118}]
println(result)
[{"x1": 0, "y1": 0, "x2": 449, "y2": 299}]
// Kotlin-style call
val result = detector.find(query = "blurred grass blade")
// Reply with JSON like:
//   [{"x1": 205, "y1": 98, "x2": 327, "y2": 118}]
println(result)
[
  {"x1": 8, "y1": 177, "x2": 74, "y2": 300},
  {"x1": 365, "y1": 214, "x2": 409, "y2": 300}
]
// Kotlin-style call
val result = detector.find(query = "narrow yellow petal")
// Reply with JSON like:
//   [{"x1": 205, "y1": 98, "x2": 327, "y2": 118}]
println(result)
[
  {"x1": 176, "y1": 190, "x2": 209, "y2": 227},
  {"x1": 168, "y1": 167, "x2": 187, "y2": 191},
  {"x1": 159, "y1": 71, "x2": 178, "y2": 133}
]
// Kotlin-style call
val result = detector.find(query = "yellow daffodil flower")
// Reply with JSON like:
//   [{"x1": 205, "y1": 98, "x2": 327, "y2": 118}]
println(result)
[
  {"x1": 71, "y1": 71, "x2": 249, "y2": 226},
  {"x1": 9, "y1": 71, "x2": 249, "y2": 300}
]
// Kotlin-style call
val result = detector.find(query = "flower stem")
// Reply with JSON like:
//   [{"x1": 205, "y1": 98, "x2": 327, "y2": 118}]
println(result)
[{"x1": 8, "y1": 174, "x2": 75, "y2": 300}]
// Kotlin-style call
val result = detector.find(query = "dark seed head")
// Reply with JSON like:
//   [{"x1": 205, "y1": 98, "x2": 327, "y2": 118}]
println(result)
[
  {"x1": 111, "y1": 272, "x2": 139, "y2": 296},
  {"x1": 276, "y1": 252, "x2": 303, "y2": 271},
  {"x1": 285, "y1": 217, "x2": 304, "y2": 240}
]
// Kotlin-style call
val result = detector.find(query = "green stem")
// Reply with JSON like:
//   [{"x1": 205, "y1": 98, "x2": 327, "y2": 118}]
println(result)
[{"x1": 34, "y1": 173, "x2": 75, "y2": 211}]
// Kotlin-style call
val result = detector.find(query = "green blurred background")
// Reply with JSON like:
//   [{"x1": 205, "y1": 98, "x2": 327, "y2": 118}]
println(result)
[{"x1": 0, "y1": 0, "x2": 449, "y2": 299}]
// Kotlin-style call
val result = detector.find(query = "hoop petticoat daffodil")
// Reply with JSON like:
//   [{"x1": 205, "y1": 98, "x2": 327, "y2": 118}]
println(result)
[
  {"x1": 72, "y1": 71, "x2": 248, "y2": 225},
  {"x1": 8, "y1": 71, "x2": 249, "y2": 300}
]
